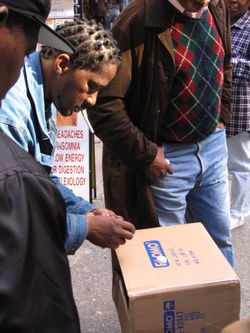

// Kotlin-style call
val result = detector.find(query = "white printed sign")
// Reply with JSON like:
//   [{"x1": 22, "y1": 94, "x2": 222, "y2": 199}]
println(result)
[
  {"x1": 52, "y1": 112, "x2": 90, "y2": 201},
  {"x1": 49, "y1": 0, "x2": 74, "y2": 18}
]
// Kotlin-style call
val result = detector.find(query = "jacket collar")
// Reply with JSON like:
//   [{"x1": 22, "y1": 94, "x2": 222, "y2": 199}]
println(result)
[
  {"x1": 144, "y1": 0, "x2": 173, "y2": 27},
  {"x1": 144, "y1": 0, "x2": 220, "y2": 27}
]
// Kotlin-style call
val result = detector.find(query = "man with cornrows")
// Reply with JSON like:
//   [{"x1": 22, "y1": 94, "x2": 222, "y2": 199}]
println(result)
[{"x1": 0, "y1": 18, "x2": 135, "y2": 255}]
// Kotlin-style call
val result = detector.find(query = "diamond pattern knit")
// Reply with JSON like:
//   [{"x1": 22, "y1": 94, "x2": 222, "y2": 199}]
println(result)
[{"x1": 160, "y1": 9, "x2": 225, "y2": 142}]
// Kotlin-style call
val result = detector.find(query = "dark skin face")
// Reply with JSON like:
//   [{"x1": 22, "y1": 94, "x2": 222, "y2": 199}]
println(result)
[
  {"x1": 0, "y1": 6, "x2": 39, "y2": 105},
  {"x1": 54, "y1": 65, "x2": 117, "y2": 117},
  {"x1": 226, "y1": 0, "x2": 249, "y2": 23},
  {"x1": 42, "y1": 53, "x2": 118, "y2": 116},
  {"x1": 178, "y1": 0, "x2": 211, "y2": 12}
]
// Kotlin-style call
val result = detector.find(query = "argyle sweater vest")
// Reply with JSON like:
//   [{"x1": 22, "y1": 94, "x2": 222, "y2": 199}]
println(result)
[{"x1": 160, "y1": 9, "x2": 224, "y2": 142}]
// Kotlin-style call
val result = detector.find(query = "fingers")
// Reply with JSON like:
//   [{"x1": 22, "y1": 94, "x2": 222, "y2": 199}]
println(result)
[
  {"x1": 119, "y1": 219, "x2": 135, "y2": 234},
  {"x1": 86, "y1": 213, "x2": 135, "y2": 249},
  {"x1": 122, "y1": 230, "x2": 134, "y2": 240},
  {"x1": 113, "y1": 220, "x2": 135, "y2": 245},
  {"x1": 117, "y1": 238, "x2": 127, "y2": 246},
  {"x1": 104, "y1": 217, "x2": 135, "y2": 246},
  {"x1": 145, "y1": 147, "x2": 174, "y2": 179},
  {"x1": 110, "y1": 237, "x2": 129, "y2": 250},
  {"x1": 159, "y1": 159, "x2": 174, "y2": 177},
  {"x1": 165, "y1": 162, "x2": 174, "y2": 175},
  {"x1": 89, "y1": 208, "x2": 124, "y2": 220}
]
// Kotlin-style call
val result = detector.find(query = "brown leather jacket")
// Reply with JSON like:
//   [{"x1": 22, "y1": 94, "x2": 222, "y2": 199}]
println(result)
[{"x1": 88, "y1": 0, "x2": 232, "y2": 229}]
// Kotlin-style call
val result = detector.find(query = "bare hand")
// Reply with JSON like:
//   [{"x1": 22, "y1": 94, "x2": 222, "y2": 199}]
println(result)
[
  {"x1": 144, "y1": 146, "x2": 174, "y2": 180},
  {"x1": 86, "y1": 213, "x2": 135, "y2": 249},
  {"x1": 87, "y1": 207, "x2": 122, "y2": 218}
]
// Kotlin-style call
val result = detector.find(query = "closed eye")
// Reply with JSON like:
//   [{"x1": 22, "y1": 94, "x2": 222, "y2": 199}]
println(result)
[{"x1": 87, "y1": 80, "x2": 104, "y2": 94}]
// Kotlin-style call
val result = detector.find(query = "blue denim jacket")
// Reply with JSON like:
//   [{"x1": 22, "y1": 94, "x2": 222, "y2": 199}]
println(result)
[{"x1": 0, "y1": 52, "x2": 92, "y2": 254}]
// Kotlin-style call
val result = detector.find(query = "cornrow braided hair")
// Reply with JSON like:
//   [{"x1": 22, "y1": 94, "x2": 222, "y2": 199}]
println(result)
[{"x1": 40, "y1": 18, "x2": 121, "y2": 72}]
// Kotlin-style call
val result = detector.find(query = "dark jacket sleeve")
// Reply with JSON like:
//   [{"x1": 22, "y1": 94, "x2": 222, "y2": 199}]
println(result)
[
  {"x1": 0, "y1": 173, "x2": 37, "y2": 325},
  {"x1": 88, "y1": 5, "x2": 158, "y2": 173},
  {"x1": 0, "y1": 172, "x2": 80, "y2": 332},
  {"x1": 219, "y1": 0, "x2": 233, "y2": 124}
]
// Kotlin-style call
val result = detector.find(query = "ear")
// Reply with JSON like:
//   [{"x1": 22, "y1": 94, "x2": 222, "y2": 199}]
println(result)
[
  {"x1": 0, "y1": 6, "x2": 9, "y2": 26},
  {"x1": 54, "y1": 53, "x2": 72, "y2": 75}
]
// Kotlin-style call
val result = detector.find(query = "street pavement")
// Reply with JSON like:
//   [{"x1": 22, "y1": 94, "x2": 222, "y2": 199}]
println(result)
[{"x1": 69, "y1": 139, "x2": 250, "y2": 333}]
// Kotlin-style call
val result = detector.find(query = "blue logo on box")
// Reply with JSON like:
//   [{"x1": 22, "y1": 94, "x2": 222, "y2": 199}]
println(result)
[
  {"x1": 164, "y1": 301, "x2": 175, "y2": 333},
  {"x1": 144, "y1": 240, "x2": 170, "y2": 268}
]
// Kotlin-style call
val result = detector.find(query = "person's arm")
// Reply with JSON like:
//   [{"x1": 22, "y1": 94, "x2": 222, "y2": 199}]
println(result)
[
  {"x1": 0, "y1": 120, "x2": 31, "y2": 153},
  {"x1": 88, "y1": 7, "x2": 152, "y2": 172},
  {"x1": 88, "y1": 50, "x2": 157, "y2": 172},
  {"x1": 219, "y1": 0, "x2": 233, "y2": 125},
  {"x1": 0, "y1": 66, "x2": 35, "y2": 152},
  {"x1": 0, "y1": 169, "x2": 67, "y2": 329},
  {"x1": 51, "y1": 173, "x2": 135, "y2": 253},
  {"x1": 88, "y1": 15, "x2": 172, "y2": 179},
  {"x1": 0, "y1": 140, "x2": 78, "y2": 330},
  {"x1": 0, "y1": 176, "x2": 29, "y2": 327},
  {"x1": 86, "y1": 212, "x2": 135, "y2": 249},
  {"x1": 50, "y1": 173, "x2": 92, "y2": 254},
  {"x1": 0, "y1": 113, "x2": 88, "y2": 254}
]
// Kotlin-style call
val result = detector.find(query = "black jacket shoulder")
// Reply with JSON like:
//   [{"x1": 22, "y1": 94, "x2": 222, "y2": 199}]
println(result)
[
  {"x1": 0, "y1": 132, "x2": 49, "y2": 179},
  {"x1": 0, "y1": 132, "x2": 80, "y2": 332}
]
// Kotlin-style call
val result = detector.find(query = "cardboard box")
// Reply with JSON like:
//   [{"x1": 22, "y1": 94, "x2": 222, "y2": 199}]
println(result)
[{"x1": 113, "y1": 223, "x2": 240, "y2": 333}]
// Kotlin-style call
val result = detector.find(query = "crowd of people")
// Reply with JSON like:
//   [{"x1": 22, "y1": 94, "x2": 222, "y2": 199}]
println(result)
[
  {"x1": 82, "y1": 0, "x2": 132, "y2": 30},
  {"x1": 0, "y1": 0, "x2": 248, "y2": 331},
  {"x1": 0, "y1": 1, "x2": 135, "y2": 331}
]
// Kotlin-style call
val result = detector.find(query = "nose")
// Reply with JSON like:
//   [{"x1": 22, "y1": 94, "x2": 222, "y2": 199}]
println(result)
[{"x1": 85, "y1": 91, "x2": 98, "y2": 106}]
